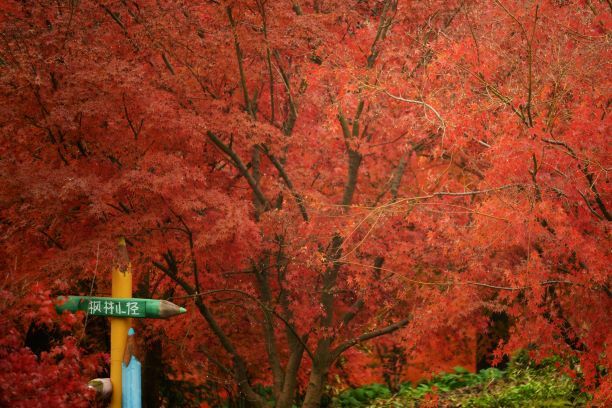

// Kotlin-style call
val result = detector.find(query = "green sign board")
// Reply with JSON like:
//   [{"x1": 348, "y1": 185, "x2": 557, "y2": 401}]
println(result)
[
  {"x1": 56, "y1": 296, "x2": 186, "y2": 319},
  {"x1": 87, "y1": 298, "x2": 145, "y2": 317}
]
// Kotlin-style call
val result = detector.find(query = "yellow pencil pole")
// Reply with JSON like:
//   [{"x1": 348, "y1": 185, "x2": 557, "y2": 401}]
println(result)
[{"x1": 110, "y1": 238, "x2": 132, "y2": 408}]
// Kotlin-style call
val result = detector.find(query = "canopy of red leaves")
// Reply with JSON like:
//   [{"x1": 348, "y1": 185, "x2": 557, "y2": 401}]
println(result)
[{"x1": 1, "y1": 0, "x2": 610, "y2": 406}]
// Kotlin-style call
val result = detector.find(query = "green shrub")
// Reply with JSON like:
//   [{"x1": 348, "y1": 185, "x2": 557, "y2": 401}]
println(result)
[
  {"x1": 332, "y1": 353, "x2": 590, "y2": 408},
  {"x1": 333, "y1": 383, "x2": 391, "y2": 407}
]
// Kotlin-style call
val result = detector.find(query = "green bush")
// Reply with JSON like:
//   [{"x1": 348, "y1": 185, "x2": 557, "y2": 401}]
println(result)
[
  {"x1": 331, "y1": 353, "x2": 590, "y2": 408},
  {"x1": 334, "y1": 383, "x2": 391, "y2": 407}
]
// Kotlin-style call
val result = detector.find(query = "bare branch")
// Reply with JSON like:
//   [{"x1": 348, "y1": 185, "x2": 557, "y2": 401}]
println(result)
[
  {"x1": 339, "y1": 299, "x2": 365, "y2": 328},
  {"x1": 100, "y1": 4, "x2": 126, "y2": 31},
  {"x1": 542, "y1": 138, "x2": 577, "y2": 158},
  {"x1": 38, "y1": 229, "x2": 65, "y2": 250},
  {"x1": 333, "y1": 318, "x2": 410, "y2": 359},
  {"x1": 389, "y1": 151, "x2": 410, "y2": 201},
  {"x1": 583, "y1": 168, "x2": 611, "y2": 220},
  {"x1": 122, "y1": 94, "x2": 143, "y2": 139},
  {"x1": 543, "y1": 138, "x2": 610, "y2": 220},
  {"x1": 342, "y1": 150, "x2": 362, "y2": 210},
  {"x1": 384, "y1": 91, "x2": 445, "y2": 133},
  {"x1": 291, "y1": 1, "x2": 303, "y2": 15},
  {"x1": 471, "y1": 72, "x2": 527, "y2": 125},
  {"x1": 344, "y1": 260, "x2": 609, "y2": 295},
  {"x1": 337, "y1": 108, "x2": 363, "y2": 210},
  {"x1": 227, "y1": 6, "x2": 254, "y2": 117},
  {"x1": 578, "y1": 190, "x2": 603, "y2": 220},
  {"x1": 252, "y1": 259, "x2": 283, "y2": 395},
  {"x1": 366, "y1": 0, "x2": 398, "y2": 68},
  {"x1": 272, "y1": 51, "x2": 298, "y2": 136},
  {"x1": 429, "y1": 184, "x2": 521, "y2": 197},
  {"x1": 262, "y1": 146, "x2": 309, "y2": 221},
  {"x1": 207, "y1": 131, "x2": 270, "y2": 210}
]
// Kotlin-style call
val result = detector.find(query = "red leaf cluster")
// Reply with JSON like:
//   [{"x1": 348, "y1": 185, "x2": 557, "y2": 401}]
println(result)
[{"x1": 1, "y1": 0, "x2": 609, "y2": 406}]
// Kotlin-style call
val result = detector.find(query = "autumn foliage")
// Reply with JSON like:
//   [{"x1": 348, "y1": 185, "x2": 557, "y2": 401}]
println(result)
[{"x1": 0, "y1": 0, "x2": 610, "y2": 407}]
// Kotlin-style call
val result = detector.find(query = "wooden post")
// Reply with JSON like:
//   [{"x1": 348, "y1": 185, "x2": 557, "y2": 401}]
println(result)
[{"x1": 111, "y1": 238, "x2": 132, "y2": 408}]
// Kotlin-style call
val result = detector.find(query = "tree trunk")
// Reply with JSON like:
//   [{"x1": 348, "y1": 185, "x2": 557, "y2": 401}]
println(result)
[
  {"x1": 142, "y1": 336, "x2": 162, "y2": 408},
  {"x1": 301, "y1": 364, "x2": 329, "y2": 408},
  {"x1": 275, "y1": 343, "x2": 304, "y2": 408}
]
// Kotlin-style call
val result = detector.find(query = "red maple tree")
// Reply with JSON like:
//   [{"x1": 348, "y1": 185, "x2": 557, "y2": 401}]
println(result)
[{"x1": 1, "y1": 0, "x2": 609, "y2": 406}]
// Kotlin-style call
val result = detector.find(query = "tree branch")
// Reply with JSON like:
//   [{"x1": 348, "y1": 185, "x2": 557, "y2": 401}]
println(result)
[
  {"x1": 389, "y1": 151, "x2": 410, "y2": 202},
  {"x1": 226, "y1": 6, "x2": 254, "y2": 117},
  {"x1": 366, "y1": 0, "x2": 398, "y2": 68},
  {"x1": 583, "y1": 167, "x2": 610, "y2": 221},
  {"x1": 338, "y1": 109, "x2": 363, "y2": 210},
  {"x1": 339, "y1": 299, "x2": 364, "y2": 328},
  {"x1": 332, "y1": 318, "x2": 410, "y2": 359},
  {"x1": 172, "y1": 288, "x2": 315, "y2": 361},
  {"x1": 384, "y1": 91, "x2": 445, "y2": 132},
  {"x1": 38, "y1": 229, "x2": 65, "y2": 250},
  {"x1": 339, "y1": 257, "x2": 383, "y2": 328},
  {"x1": 122, "y1": 94, "x2": 143, "y2": 139},
  {"x1": 428, "y1": 184, "x2": 521, "y2": 198},
  {"x1": 152, "y1": 259, "x2": 266, "y2": 408},
  {"x1": 207, "y1": 131, "x2": 270, "y2": 210},
  {"x1": 253, "y1": 259, "x2": 284, "y2": 397},
  {"x1": 543, "y1": 138, "x2": 610, "y2": 220},
  {"x1": 272, "y1": 50, "x2": 298, "y2": 136},
  {"x1": 262, "y1": 146, "x2": 308, "y2": 221}
]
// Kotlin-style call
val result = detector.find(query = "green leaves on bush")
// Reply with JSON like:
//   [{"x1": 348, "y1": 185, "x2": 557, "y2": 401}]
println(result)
[
  {"x1": 332, "y1": 354, "x2": 590, "y2": 407},
  {"x1": 333, "y1": 383, "x2": 391, "y2": 407}
]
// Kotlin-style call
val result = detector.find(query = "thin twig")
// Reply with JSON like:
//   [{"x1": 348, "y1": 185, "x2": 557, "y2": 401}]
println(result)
[{"x1": 383, "y1": 90, "x2": 445, "y2": 134}]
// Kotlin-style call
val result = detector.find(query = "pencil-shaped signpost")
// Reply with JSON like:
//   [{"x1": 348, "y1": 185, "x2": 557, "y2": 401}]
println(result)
[
  {"x1": 56, "y1": 296, "x2": 187, "y2": 318},
  {"x1": 56, "y1": 238, "x2": 186, "y2": 407},
  {"x1": 111, "y1": 238, "x2": 131, "y2": 408}
]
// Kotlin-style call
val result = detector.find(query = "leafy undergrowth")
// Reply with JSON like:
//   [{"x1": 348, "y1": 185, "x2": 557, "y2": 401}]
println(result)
[{"x1": 333, "y1": 354, "x2": 592, "y2": 407}]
